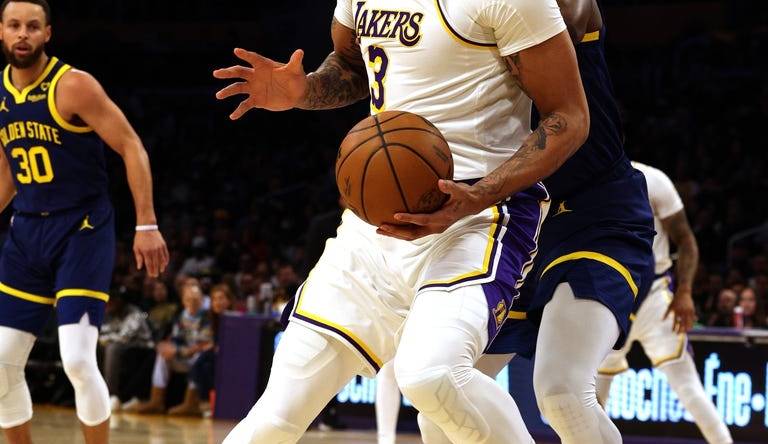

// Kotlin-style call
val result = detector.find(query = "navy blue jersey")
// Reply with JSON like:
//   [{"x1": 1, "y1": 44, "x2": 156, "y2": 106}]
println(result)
[
  {"x1": 0, "y1": 57, "x2": 108, "y2": 213},
  {"x1": 537, "y1": 27, "x2": 628, "y2": 200}
]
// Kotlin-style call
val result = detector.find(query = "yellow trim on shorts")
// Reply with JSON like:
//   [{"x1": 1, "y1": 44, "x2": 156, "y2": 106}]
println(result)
[
  {"x1": 293, "y1": 279, "x2": 383, "y2": 369},
  {"x1": 55, "y1": 288, "x2": 110, "y2": 302},
  {"x1": 3, "y1": 57, "x2": 59, "y2": 104},
  {"x1": 507, "y1": 310, "x2": 527, "y2": 320},
  {"x1": 598, "y1": 364, "x2": 630, "y2": 376},
  {"x1": 0, "y1": 282, "x2": 54, "y2": 305},
  {"x1": 48, "y1": 65, "x2": 93, "y2": 133},
  {"x1": 541, "y1": 251, "x2": 639, "y2": 298},
  {"x1": 651, "y1": 334, "x2": 687, "y2": 368},
  {"x1": 421, "y1": 205, "x2": 500, "y2": 287},
  {"x1": 581, "y1": 31, "x2": 600, "y2": 43}
]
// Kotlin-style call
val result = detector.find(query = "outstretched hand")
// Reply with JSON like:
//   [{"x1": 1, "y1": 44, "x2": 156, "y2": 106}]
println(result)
[
  {"x1": 377, "y1": 180, "x2": 486, "y2": 241},
  {"x1": 213, "y1": 48, "x2": 307, "y2": 119}
]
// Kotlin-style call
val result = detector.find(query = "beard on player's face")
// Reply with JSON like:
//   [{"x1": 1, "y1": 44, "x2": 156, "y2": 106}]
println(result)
[{"x1": 2, "y1": 40, "x2": 44, "y2": 69}]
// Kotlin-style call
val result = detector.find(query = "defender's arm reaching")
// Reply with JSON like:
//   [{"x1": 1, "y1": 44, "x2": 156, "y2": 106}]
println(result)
[{"x1": 213, "y1": 18, "x2": 368, "y2": 118}]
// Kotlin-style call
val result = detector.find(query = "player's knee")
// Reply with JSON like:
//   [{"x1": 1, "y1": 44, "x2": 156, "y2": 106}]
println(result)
[
  {"x1": 0, "y1": 363, "x2": 33, "y2": 428},
  {"x1": 62, "y1": 354, "x2": 98, "y2": 387},
  {"x1": 394, "y1": 361, "x2": 452, "y2": 413},
  {"x1": 533, "y1": 366, "x2": 593, "y2": 413}
]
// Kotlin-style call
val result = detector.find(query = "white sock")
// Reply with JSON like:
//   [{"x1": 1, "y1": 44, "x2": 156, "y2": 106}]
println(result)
[
  {"x1": 660, "y1": 354, "x2": 733, "y2": 444},
  {"x1": 533, "y1": 284, "x2": 622, "y2": 444}
]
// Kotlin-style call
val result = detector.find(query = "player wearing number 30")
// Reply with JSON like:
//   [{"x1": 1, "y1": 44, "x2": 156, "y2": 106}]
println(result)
[{"x1": 0, "y1": 1, "x2": 168, "y2": 444}]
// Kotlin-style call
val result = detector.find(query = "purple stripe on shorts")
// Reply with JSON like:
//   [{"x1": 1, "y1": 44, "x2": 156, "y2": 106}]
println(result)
[{"x1": 482, "y1": 185, "x2": 548, "y2": 347}]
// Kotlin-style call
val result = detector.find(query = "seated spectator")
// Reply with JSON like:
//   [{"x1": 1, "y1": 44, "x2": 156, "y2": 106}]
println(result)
[
  {"x1": 126, "y1": 283, "x2": 212, "y2": 414},
  {"x1": 147, "y1": 281, "x2": 179, "y2": 338},
  {"x1": 98, "y1": 290, "x2": 154, "y2": 412},
  {"x1": 187, "y1": 284, "x2": 235, "y2": 417},
  {"x1": 706, "y1": 288, "x2": 738, "y2": 327},
  {"x1": 178, "y1": 236, "x2": 215, "y2": 276},
  {"x1": 739, "y1": 287, "x2": 766, "y2": 329}
]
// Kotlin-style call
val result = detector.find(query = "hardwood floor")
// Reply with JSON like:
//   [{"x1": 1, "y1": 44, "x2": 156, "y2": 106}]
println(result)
[{"x1": 0, "y1": 405, "x2": 426, "y2": 444}]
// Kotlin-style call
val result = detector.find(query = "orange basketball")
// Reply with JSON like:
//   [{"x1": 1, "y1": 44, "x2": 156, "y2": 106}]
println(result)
[{"x1": 335, "y1": 111, "x2": 453, "y2": 227}]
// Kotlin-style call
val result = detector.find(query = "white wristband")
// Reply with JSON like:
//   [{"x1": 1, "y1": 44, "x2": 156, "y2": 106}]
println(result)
[{"x1": 135, "y1": 224, "x2": 159, "y2": 232}]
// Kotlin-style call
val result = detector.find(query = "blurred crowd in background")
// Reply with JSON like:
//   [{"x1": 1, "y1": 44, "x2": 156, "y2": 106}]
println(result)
[{"x1": 1, "y1": 0, "x2": 766, "y2": 417}]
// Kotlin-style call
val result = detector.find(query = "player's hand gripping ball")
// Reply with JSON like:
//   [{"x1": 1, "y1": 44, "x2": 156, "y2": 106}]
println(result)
[{"x1": 335, "y1": 111, "x2": 454, "y2": 227}]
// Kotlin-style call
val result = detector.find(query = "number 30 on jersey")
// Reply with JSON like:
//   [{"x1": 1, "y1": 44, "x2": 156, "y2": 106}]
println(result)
[
  {"x1": 11, "y1": 146, "x2": 54, "y2": 184},
  {"x1": 368, "y1": 45, "x2": 389, "y2": 114}
]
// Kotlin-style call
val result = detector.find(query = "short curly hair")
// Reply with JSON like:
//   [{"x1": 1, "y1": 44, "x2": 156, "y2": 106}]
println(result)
[{"x1": 0, "y1": 0, "x2": 51, "y2": 25}]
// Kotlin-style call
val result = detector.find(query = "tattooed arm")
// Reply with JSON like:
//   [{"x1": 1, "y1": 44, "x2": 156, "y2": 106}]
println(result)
[
  {"x1": 472, "y1": 30, "x2": 589, "y2": 207},
  {"x1": 214, "y1": 19, "x2": 367, "y2": 118},
  {"x1": 379, "y1": 30, "x2": 588, "y2": 241},
  {"x1": 662, "y1": 209, "x2": 699, "y2": 332},
  {"x1": 298, "y1": 19, "x2": 369, "y2": 110}
]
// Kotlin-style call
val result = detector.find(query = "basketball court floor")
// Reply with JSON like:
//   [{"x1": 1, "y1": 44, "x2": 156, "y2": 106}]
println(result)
[
  {"x1": 0, "y1": 405, "x2": 439, "y2": 444},
  {"x1": 3, "y1": 405, "x2": 713, "y2": 444}
]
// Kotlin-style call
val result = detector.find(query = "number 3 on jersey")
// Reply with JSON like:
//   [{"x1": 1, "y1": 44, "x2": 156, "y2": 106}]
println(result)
[
  {"x1": 368, "y1": 45, "x2": 389, "y2": 113},
  {"x1": 11, "y1": 146, "x2": 54, "y2": 184}
]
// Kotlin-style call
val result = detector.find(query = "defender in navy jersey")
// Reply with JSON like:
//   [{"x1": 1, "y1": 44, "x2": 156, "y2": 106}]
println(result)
[
  {"x1": 413, "y1": 1, "x2": 656, "y2": 443},
  {"x1": 0, "y1": 1, "x2": 168, "y2": 443},
  {"x1": 484, "y1": 1, "x2": 656, "y2": 442}
]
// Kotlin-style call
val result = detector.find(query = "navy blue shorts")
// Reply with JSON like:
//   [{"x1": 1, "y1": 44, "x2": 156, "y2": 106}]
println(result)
[
  {"x1": 0, "y1": 201, "x2": 115, "y2": 335},
  {"x1": 488, "y1": 163, "x2": 655, "y2": 357}
]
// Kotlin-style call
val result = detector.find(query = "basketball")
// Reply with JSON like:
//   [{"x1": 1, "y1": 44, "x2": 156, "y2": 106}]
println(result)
[{"x1": 335, "y1": 111, "x2": 454, "y2": 227}]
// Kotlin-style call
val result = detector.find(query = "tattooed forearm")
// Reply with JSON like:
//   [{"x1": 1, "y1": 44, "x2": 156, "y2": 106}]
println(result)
[
  {"x1": 298, "y1": 19, "x2": 369, "y2": 110},
  {"x1": 473, "y1": 112, "x2": 572, "y2": 204},
  {"x1": 299, "y1": 53, "x2": 369, "y2": 110},
  {"x1": 663, "y1": 210, "x2": 699, "y2": 291}
]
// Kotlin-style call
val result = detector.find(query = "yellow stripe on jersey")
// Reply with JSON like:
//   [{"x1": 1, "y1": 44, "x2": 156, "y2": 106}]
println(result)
[
  {"x1": 507, "y1": 310, "x2": 527, "y2": 320},
  {"x1": 56, "y1": 288, "x2": 110, "y2": 302},
  {"x1": 0, "y1": 282, "x2": 54, "y2": 305},
  {"x1": 581, "y1": 31, "x2": 600, "y2": 43},
  {"x1": 293, "y1": 276, "x2": 383, "y2": 369},
  {"x1": 541, "y1": 251, "x2": 639, "y2": 298},
  {"x1": 433, "y1": 0, "x2": 496, "y2": 50},
  {"x1": 48, "y1": 65, "x2": 93, "y2": 134},
  {"x1": 3, "y1": 57, "x2": 59, "y2": 104},
  {"x1": 420, "y1": 205, "x2": 501, "y2": 287}
]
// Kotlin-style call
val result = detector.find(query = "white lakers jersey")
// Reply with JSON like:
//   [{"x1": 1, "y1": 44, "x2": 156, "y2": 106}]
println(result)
[
  {"x1": 334, "y1": 0, "x2": 565, "y2": 180},
  {"x1": 632, "y1": 161, "x2": 685, "y2": 274}
]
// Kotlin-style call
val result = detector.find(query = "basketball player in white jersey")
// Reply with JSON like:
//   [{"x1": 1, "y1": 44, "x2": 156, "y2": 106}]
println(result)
[
  {"x1": 596, "y1": 161, "x2": 733, "y2": 444},
  {"x1": 214, "y1": 1, "x2": 590, "y2": 442}
]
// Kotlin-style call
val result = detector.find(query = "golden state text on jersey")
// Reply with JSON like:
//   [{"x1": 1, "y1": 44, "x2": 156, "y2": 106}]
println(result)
[{"x1": 0, "y1": 57, "x2": 108, "y2": 213}]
